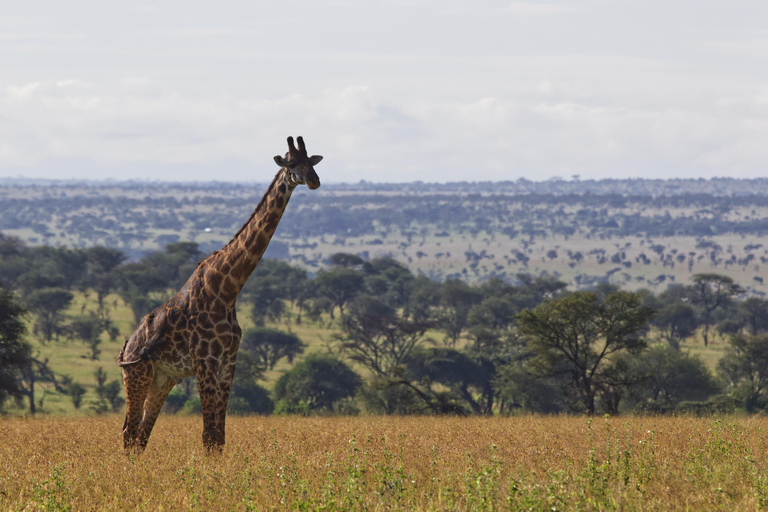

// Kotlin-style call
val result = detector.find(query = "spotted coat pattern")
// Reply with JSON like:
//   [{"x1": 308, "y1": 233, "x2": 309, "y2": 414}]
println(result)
[{"x1": 118, "y1": 136, "x2": 322, "y2": 452}]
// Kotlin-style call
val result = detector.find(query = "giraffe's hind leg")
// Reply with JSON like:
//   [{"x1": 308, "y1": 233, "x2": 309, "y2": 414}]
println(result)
[
  {"x1": 121, "y1": 360, "x2": 153, "y2": 453},
  {"x1": 197, "y1": 358, "x2": 235, "y2": 452},
  {"x1": 135, "y1": 372, "x2": 176, "y2": 450}
]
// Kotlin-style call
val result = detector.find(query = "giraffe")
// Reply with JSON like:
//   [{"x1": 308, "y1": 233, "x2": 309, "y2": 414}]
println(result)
[{"x1": 118, "y1": 136, "x2": 322, "y2": 453}]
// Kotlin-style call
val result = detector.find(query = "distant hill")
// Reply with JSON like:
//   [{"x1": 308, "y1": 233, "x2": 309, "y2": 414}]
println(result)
[{"x1": 2, "y1": 177, "x2": 768, "y2": 293}]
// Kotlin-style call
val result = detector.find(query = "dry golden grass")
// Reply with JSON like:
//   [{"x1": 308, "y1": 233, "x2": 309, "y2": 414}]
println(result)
[{"x1": 3, "y1": 415, "x2": 768, "y2": 511}]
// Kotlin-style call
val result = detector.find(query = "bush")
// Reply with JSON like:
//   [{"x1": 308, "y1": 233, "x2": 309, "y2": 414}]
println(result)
[
  {"x1": 274, "y1": 354, "x2": 361, "y2": 413},
  {"x1": 163, "y1": 387, "x2": 188, "y2": 414},
  {"x1": 676, "y1": 395, "x2": 742, "y2": 415},
  {"x1": 67, "y1": 382, "x2": 86, "y2": 410},
  {"x1": 229, "y1": 382, "x2": 274, "y2": 415},
  {"x1": 274, "y1": 399, "x2": 310, "y2": 416},
  {"x1": 182, "y1": 396, "x2": 202, "y2": 414}
]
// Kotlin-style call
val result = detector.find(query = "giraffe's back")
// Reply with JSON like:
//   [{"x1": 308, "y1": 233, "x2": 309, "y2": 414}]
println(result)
[{"x1": 119, "y1": 280, "x2": 242, "y2": 381}]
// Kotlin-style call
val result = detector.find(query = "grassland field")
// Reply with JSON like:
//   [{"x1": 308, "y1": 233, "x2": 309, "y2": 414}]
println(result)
[{"x1": 3, "y1": 415, "x2": 768, "y2": 510}]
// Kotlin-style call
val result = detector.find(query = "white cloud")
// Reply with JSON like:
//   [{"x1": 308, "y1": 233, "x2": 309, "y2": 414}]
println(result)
[
  {"x1": 147, "y1": 28, "x2": 261, "y2": 39},
  {"x1": 7, "y1": 82, "x2": 41, "y2": 98},
  {"x1": 55, "y1": 79, "x2": 83, "y2": 88},
  {"x1": 0, "y1": 60, "x2": 766, "y2": 182},
  {"x1": 0, "y1": 31, "x2": 87, "y2": 41},
  {"x1": 500, "y1": 2, "x2": 582, "y2": 15},
  {"x1": 0, "y1": 0, "x2": 767, "y2": 182},
  {"x1": 692, "y1": 38, "x2": 768, "y2": 59},
  {"x1": 0, "y1": 16, "x2": 42, "y2": 28},
  {"x1": 134, "y1": 6, "x2": 159, "y2": 14}
]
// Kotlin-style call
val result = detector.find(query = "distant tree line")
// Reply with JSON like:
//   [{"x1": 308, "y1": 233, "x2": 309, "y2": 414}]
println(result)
[
  {"x1": 2, "y1": 232, "x2": 768, "y2": 416},
  {"x1": 7, "y1": 181, "x2": 768, "y2": 262}
]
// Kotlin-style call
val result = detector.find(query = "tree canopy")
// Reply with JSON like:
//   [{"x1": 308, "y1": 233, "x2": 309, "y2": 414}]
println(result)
[
  {"x1": 0, "y1": 287, "x2": 31, "y2": 408},
  {"x1": 517, "y1": 290, "x2": 655, "y2": 414}
]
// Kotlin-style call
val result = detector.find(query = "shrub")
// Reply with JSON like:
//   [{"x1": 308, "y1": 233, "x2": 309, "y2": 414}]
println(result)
[{"x1": 274, "y1": 354, "x2": 361, "y2": 413}]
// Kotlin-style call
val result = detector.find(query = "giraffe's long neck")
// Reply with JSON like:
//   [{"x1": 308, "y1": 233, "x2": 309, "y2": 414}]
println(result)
[{"x1": 203, "y1": 168, "x2": 296, "y2": 305}]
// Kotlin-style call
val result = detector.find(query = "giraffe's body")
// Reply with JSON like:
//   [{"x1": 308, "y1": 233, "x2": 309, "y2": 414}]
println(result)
[{"x1": 119, "y1": 136, "x2": 322, "y2": 452}]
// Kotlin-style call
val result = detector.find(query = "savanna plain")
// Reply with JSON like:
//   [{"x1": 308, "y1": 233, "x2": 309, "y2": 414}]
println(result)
[
  {"x1": 6, "y1": 178, "x2": 768, "y2": 510},
  {"x1": 3, "y1": 415, "x2": 768, "y2": 511}
]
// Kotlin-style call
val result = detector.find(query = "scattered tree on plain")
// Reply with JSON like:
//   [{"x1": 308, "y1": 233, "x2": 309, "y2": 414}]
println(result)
[{"x1": 517, "y1": 290, "x2": 655, "y2": 415}]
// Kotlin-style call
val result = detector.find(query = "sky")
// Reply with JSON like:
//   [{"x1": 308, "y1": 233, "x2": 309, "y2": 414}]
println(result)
[{"x1": 1, "y1": 0, "x2": 767, "y2": 184}]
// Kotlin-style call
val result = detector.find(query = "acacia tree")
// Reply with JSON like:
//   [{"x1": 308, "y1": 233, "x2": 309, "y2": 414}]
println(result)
[
  {"x1": 242, "y1": 259, "x2": 308, "y2": 326},
  {"x1": 20, "y1": 356, "x2": 62, "y2": 414},
  {"x1": 228, "y1": 350, "x2": 273, "y2": 414},
  {"x1": 335, "y1": 295, "x2": 433, "y2": 379},
  {"x1": 27, "y1": 287, "x2": 74, "y2": 343},
  {"x1": 686, "y1": 273, "x2": 742, "y2": 346},
  {"x1": 69, "y1": 313, "x2": 106, "y2": 360},
  {"x1": 334, "y1": 295, "x2": 435, "y2": 414},
  {"x1": 314, "y1": 267, "x2": 365, "y2": 319},
  {"x1": 517, "y1": 290, "x2": 655, "y2": 415},
  {"x1": 274, "y1": 354, "x2": 361, "y2": 412},
  {"x1": 630, "y1": 344, "x2": 719, "y2": 407},
  {"x1": 718, "y1": 333, "x2": 768, "y2": 412},
  {"x1": 50, "y1": 246, "x2": 89, "y2": 290},
  {"x1": 1, "y1": 286, "x2": 64, "y2": 414},
  {"x1": 241, "y1": 327, "x2": 305, "y2": 370},
  {"x1": 404, "y1": 348, "x2": 492, "y2": 415},
  {"x1": 0, "y1": 288, "x2": 31, "y2": 408},
  {"x1": 437, "y1": 279, "x2": 483, "y2": 346},
  {"x1": 653, "y1": 303, "x2": 697, "y2": 350},
  {"x1": 84, "y1": 246, "x2": 125, "y2": 315},
  {"x1": 405, "y1": 275, "x2": 442, "y2": 322},
  {"x1": 740, "y1": 298, "x2": 768, "y2": 336}
]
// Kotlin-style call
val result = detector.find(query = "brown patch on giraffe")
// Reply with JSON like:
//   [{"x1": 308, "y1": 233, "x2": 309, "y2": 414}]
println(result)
[
  {"x1": 196, "y1": 328, "x2": 215, "y2": 340},
  {"x1": 222, "y1": 277, "x2": 238, "y2": 298},
  {"x1": 244, "y1": 229, "x2": 258, "y2": 247},
  {"x1": 206, "y1": 272, "x2": 223, "y2": 291},
  {"x1": 230, "y1": 257, "x2": 250, "y2": 279},
  {"x1": 167, "y1": 349, "x2": 182, "y2": 363},
  {"x1": 197, "y1": 314, "x2": 213, "y2": 331},
  {"x1": 208, "y1": 300, "x2": 226, "y2": 318}
]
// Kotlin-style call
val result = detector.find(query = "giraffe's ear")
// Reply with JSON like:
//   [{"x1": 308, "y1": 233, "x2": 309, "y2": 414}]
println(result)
[
  {"x1": 309, "y1": 155, "x2": 323, "y2": 166},
  {"x1": 274, "y1": 155, "x2": 289, "y2": 167}
]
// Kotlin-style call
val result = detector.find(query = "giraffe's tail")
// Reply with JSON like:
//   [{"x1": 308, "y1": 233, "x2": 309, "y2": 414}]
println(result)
[
  {"x1": 117, "y1": 310, "x2": 169, "y2": 367},
  {"x1": 117, "y1": 357, "x2": 144, "y2": 367},
  {"x1": 117, "y1": 338, "x2": 143, "y2": 367}
]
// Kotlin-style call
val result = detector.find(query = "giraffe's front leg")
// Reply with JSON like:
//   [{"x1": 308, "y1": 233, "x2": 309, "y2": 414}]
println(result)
[
  {"x1": 135, "y1": 371, "x2": 176, "y2": 450},
  {"x1": 197, "y1": 358, "x2": 235, "y2": 452},
  {"x1": 121, "y1": 360, "x2": 153, "y2": 453}
]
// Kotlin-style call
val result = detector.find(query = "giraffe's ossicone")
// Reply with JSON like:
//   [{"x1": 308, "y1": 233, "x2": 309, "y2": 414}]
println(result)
[{"x1": 118, "y1": 136, "x2": 323, "y2": 453}]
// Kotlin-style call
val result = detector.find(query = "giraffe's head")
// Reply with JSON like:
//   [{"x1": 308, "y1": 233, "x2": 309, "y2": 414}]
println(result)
[{"x1": 273, "y1": 136, "x2": 322, "y2": 190}]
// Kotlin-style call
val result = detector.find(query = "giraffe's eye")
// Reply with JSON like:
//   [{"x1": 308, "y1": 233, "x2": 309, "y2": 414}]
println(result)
[{"x1": 287, "y1": 161, "x2": 298, "y2": 168}]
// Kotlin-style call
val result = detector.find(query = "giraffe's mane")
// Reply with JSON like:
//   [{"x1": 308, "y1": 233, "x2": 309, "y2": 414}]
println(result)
[{"x1": 218, "y1": 169, "x2": 285, "y2": 254}]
